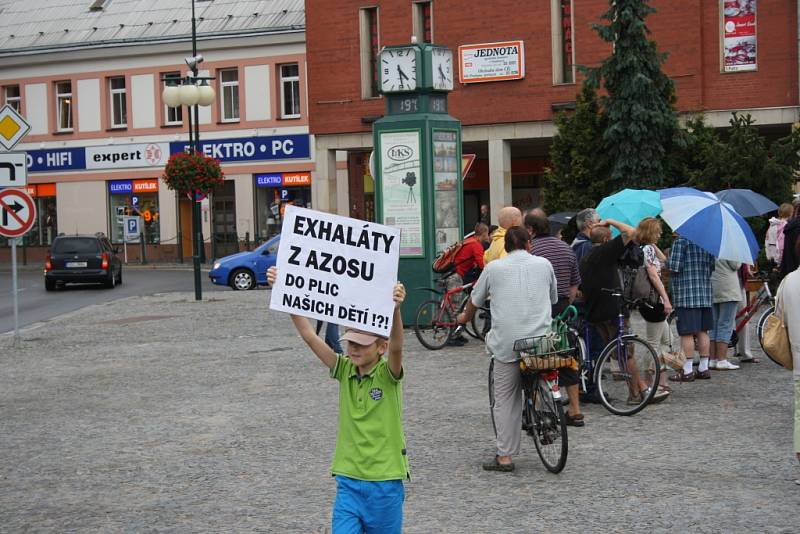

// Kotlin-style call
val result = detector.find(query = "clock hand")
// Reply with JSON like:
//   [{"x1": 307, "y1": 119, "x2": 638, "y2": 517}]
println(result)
[
  {"x1": 397, "y1": 65, "x2": 409, "y2": 81},
  {"x1": 438, "y1": 65, "x2": 448, "y2": 83}
]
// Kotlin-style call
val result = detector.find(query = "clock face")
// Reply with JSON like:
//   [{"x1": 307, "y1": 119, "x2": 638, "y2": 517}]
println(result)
[
  {"x1": 431, "y1": 48, "x2": 454, "y2": 91},
  {"x1": 380, "y1": 47, "x2": 417, "y2": 92}
]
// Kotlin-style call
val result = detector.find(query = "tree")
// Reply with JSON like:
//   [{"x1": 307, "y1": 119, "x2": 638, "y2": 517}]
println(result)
[
  {"x1": 585, "y1": 0, "x2": 681, "y2": 190},
  {"x1": 543, "y1": 84, "x2": 611, "y2": 214}
]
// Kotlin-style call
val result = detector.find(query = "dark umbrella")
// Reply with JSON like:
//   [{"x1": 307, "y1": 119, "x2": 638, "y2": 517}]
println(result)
[
  {"x1": 715, "y1": 189, "x2": 778, "y2": 217},
  {"x1": 548, "y1": 211, "x2": 577, "y2": 226}
]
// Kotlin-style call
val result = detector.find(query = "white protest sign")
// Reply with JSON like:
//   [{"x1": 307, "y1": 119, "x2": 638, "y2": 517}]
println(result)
[{"x1": 270, "y1": 205, "x2": 401, "y2": 336}]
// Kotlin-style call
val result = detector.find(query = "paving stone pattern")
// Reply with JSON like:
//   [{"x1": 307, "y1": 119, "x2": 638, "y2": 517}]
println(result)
[{"x1": 1, "y1": 291, "x2": 799, "y2": 533}]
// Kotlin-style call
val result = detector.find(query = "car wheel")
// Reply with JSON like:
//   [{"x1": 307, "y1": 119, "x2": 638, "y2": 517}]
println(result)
[
  {"x1": 116, "y1": 269, "x2": 123, "y2": 285},
  {"x1": 105, "y1": 271, "x2": 116, "y2": 289},
  {"x1": 230, "y1": 268, "x2": 255, "y2": 290},
  {"x1": 45, "y1": 279, "x2": 56, "y2": 291}
]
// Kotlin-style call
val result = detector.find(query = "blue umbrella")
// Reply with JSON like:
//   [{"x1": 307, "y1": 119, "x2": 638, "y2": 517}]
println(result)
[
  {"x1": 596, "y1": 189, "x2": 662, "y2": 236},
  {"x1": 659, "y1": 187, "x2": 759, "y2": 264},
  {"x1": 715, "y1": 189, "x2": 778, "y2": 217}
]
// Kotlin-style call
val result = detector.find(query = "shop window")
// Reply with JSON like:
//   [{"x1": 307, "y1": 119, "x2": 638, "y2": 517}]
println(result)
[
  {"x1": 551, "y1": 0, "x2": 575, "y2": 84},
  {"x1": 412, "y1": 1, "x2": 433, "y2": 44},
  {"x1": 107, "y1": 180, "x2": 161, "y2": 244},
  {"x1": 4, "y1": 85, "x2": 20, "y2": 112},
  {"x1": 219, "y1": 68, "x2": 240, "y2": 122},
  {"x1": 163, "y1": 72, "x2": 183, "y2": 125},
  {"x1": 108, "y1": 76, "x2": 127, "y2": 128},
  {"x1": 55, "y1": 81, "x2": 73, "y2": 131},
  {"x1": 279, "y1": 63, "x2": 301, "y2": 118},
  {"x1": 359, "y1": 7, "x2": 380, "y2": 98}
]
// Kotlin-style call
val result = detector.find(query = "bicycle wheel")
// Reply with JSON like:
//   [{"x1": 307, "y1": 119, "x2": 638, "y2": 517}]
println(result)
[
  {"x1": 524, "y1": 375, "x2": 568, "y2": 473},
  {"x1": 470, "y1": 305, "x2": 491, "y2": 341},
  {"x1": 414, "y1": 299, "x2": 453, "y2": 350},
  {"x1": 757, "y1": 305, "x2": 781, "y2": 365},
  {"x1": 595, "y1": 336, "x2": 660, "y2": 416}
]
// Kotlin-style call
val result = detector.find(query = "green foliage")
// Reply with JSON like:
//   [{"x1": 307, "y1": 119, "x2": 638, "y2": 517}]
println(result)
[
  {"x1": 584, "y1": 0, "x2": 681, "y2": 190},
  {"x1": 543, "y1": 85, "x2": 611, "y2": 214},
  {"x1": 162, "y1": 152, "x2": 225, "y2": 196}
]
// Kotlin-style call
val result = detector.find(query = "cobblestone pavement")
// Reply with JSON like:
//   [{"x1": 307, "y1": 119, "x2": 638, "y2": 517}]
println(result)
[{"x1": 1, "y1": 290, "x2": 798, "y2": 533}]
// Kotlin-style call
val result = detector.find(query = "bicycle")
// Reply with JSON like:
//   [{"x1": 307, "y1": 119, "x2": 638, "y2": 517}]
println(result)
[
  {"x1": 575, "y1": 289, "x2": 661, "y2": 416},
  {"x1": 509, "y1": 321, "x2": 578, "y2": 473},
  {"x1": 413, "y1": 273, "x2": 484, "y2": 350},
  {"x1": 729, "y1": 271, "x2": 775, "y2": 358}
]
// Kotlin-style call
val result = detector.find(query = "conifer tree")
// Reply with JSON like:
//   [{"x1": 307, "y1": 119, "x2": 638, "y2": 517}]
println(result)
[{"x1": 584, "y1": 0, "x2": 681, "y2": 189}]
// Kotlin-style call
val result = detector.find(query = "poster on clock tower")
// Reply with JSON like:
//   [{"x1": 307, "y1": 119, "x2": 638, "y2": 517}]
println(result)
[{"x1": 380, "y1": 130, "x2": 423, "y2": 256}]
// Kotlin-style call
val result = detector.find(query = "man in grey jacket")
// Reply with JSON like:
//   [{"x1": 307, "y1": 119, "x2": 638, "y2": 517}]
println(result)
[{"x1": 458, "y1": 226, "x2": 557, "y2": 472}]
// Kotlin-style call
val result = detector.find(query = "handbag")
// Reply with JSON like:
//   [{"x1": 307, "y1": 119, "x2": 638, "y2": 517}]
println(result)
[
  {"x1": 761, "y1": 283, "x2": 793, "y2": 370},
  {"x1": 660, "y1": 323, "x2": 687, "y2": 370}
]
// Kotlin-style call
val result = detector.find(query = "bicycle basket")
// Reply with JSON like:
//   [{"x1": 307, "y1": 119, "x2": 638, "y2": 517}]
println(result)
[{"x1": 514, "y1": 332, "x2": 578, "y2": 372}]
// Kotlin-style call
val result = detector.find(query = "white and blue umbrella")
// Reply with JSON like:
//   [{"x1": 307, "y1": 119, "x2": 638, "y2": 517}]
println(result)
[{"x1": 658, "y1": 187, "x2": 759, "y2": 264}]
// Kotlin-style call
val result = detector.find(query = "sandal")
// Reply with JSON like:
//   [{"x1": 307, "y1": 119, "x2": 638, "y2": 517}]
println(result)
[
  {"x1": 482, "y1": 456, "x2": 515, "y2": 472},
  {"x1": 564, "y1": 412, "x2": 585, "y2": 427}
]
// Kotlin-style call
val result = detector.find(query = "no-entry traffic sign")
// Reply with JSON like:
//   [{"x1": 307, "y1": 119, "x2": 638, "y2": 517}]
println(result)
[{"x1": 0, "y1": 188, "x2": 36, "y2": 238}]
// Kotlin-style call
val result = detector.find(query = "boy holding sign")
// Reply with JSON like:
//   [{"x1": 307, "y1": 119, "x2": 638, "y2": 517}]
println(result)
[{"x1": 268, "y1": 265, "x2": 408, "y2": 533}]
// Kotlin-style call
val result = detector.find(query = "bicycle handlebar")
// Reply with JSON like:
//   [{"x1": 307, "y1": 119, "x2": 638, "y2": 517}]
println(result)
[
  {"x1": 555, "y1": 304, "x2": 578, "y2": 323},
  {"x1": 600, "y1": 288, "x2": 654, "y2": 309}
]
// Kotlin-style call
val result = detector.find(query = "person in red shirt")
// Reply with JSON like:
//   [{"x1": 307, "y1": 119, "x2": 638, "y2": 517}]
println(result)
[{"x1": 455, "y1": 223, "x2": 490, "y2": 285}]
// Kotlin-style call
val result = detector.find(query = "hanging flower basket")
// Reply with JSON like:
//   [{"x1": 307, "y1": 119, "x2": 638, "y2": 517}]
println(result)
[{"x1": 162, "y1": 152, "x2": 224, "y2": 197}]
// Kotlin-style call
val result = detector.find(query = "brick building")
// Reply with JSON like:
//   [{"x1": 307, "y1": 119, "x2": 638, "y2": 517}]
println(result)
[
  {"x1": 0, "y1": 0, "x2": 315, "y2": 263},
  {"x1": 306, "y1": 1, "x2": 799, "y2": 224}
]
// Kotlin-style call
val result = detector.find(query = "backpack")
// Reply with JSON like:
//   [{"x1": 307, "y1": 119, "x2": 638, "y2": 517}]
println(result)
[
  {"x1": 621, "y1": 245, "x2": 655, "y2": 303},
  {"x1": 432, "y1": 240, "x2": 464, "y2": 274}
]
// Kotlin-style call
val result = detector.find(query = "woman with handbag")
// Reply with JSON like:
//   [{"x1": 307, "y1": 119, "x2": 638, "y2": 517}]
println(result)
[
  {"x1": 635, "y1": 218, "x2": 673, "y2": 402},
  {"x1": 777, "y1": 239, "x2": 800, "y2": 481}
]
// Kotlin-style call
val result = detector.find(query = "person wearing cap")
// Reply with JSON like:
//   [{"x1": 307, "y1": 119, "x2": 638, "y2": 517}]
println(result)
[{"x1": 267, "y1": 266, "x2": 408, "y2": 533}]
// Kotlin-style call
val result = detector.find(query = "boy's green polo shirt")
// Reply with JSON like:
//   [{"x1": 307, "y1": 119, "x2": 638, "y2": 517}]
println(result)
[{"x1": 330, "y1": 354, "x2": 410, "y2": 481}]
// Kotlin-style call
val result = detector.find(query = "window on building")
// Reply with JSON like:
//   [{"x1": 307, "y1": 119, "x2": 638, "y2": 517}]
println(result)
[
  {"x1": 108, "y1": 76, "x2": 127, "y2": 128},
  {"x1": 279, "y1": 63, "x2": 301, "y2": 118},
  {"x1": 412, "y1": 1, "x2": 433, "y2": 44},
  {"x1": 359, "y1": 7, "x2": 380, "y2": 98},
  {"x1": 163, "y1": 72, "x2": 183, "y2": 125},
  {"x1": 108, "y1": 180, "x2": 161, "y2": 244},
  {"x1": 551, "y1": 0, "x2": 575, "y2": 84},
  {"x1": 219, "y1": 68, "x2": 240, "y2": 122},
  {"x1": 55, "y1": 81, "x2": 73, "y2": 131},
  {"x1": 4, "y1": 85, "x2": 20, "y2": 112}
]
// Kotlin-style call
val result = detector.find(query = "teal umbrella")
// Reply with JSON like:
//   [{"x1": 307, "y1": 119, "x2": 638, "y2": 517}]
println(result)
[{"x1": 596, "y1": 189, "x2": 662, "y2": 235}]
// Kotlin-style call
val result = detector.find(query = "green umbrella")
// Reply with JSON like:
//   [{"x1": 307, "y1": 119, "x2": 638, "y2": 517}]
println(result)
[{"x1": 596, "y1": 189, "x2": 662, "y2": 235}]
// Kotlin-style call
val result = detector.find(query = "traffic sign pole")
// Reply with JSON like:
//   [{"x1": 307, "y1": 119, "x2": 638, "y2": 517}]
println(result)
[{"x1": 11, "y1": 237, "x2": 20, "y2": 347}]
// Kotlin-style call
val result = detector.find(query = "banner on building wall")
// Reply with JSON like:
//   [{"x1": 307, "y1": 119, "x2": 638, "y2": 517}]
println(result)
[
  {"x1": 108, "y1": 179, "x2": 159, "y2": 194},
  {"x1": 25, "y1": 134, "x2": 311, "y2": 174},
  {"x1": 255, "y1": 171, "x2": 312, "y2": 187},
  {"x1": 86, "y1": 143, "x2": 169, "y2": 170},
  {"x1": 722, "y1": 0, "x2": 757, "y2": 73},
  {"x1": 458, "y1": 40, "x2": 525, "y2": 83},
  {"x1": 270, "y1": 205, "x2": 400, "y2": 336},
  {"x1": 380, "y1": 130, "x2": 423, "y2": 256},
  {"x1": 170, "y1": 135, "x2": 311, "y2": 163}
]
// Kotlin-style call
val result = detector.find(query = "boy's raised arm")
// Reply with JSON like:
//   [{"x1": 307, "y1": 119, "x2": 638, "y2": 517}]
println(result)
[
  {"x1": 387, "y1": 282, "x2": 406, "y2": 379},
  {"x1": 268, "y1": 266, "x2": 337, "y2": 369}
]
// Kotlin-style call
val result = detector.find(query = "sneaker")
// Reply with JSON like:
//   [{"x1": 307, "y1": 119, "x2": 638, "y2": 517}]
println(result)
[
  {"x1": 715, "y1": 360, "x2": 740, "y2": 370},
  {"x1": 708, "y1": 360, "x2": 717, "y2": 369}
]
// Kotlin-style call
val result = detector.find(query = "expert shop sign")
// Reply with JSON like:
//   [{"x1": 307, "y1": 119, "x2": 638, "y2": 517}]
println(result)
[{"x1": 270, "y1": 206, "x2": 400, "y2": 336}]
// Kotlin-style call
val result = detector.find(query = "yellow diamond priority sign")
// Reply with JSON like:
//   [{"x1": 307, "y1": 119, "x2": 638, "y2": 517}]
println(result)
[{"x1": 0, "y1": 105, "x2": 30, "y2": 151}]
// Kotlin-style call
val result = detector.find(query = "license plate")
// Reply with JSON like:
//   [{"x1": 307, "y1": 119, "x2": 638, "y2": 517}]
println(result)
[{"x1": 65, "y1": 261, "x2": 87, "y2": 268}]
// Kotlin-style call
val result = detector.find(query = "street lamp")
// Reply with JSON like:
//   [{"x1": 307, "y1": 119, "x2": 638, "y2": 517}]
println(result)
[{"x1": 160, "y1": 0, "x2": 215, "y2": 301}]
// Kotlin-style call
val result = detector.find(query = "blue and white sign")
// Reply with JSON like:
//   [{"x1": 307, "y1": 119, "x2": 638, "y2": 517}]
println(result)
[
  {"x1": 169, "y1": 135, "x2": 310, "y2": 163},
  {"x1": 109, "y1": 180, "x2": 133, "y2": 194},
  {"x1": 123, "y1": 216, "x2": 141, "y2": 242},
  {"x1": 26, "y1": 147, "x2": 86, "y2": 172},
  {"x1": 256, "y1": 173, "x2": 283, "y2": 187}
]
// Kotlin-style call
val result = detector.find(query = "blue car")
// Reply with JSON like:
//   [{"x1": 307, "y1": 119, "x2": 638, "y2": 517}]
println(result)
[{"x1": 209, "y1": 234, "x2": 280, "y2": 290}]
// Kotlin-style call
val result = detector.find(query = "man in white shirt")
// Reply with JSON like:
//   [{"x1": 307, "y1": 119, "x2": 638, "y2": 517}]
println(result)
[{"x1": 458, "y1": 226, "x2": 557, "y2": 472}]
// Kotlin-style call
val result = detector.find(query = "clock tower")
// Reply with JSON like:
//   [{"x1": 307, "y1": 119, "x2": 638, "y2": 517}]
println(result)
[{"x1": 372, "y1": 41, "x2": 462, "y2": 323}]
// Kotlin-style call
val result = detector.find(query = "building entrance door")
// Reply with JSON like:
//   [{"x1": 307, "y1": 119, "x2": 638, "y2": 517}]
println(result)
[{"x1": 212, "y1": 181, "x2": 238, "y2": 257}]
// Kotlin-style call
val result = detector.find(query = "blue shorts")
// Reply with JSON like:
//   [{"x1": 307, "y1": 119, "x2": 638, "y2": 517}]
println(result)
[
  {"x1": 676, "y1": 307, "x2": 713, "y2": 336},
  {"x1": 710, "y1": 301, "x2": 738, "y2": 342},
  {"x1": 332, "y1": 476, "x2": 404, "y2": 534}
]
